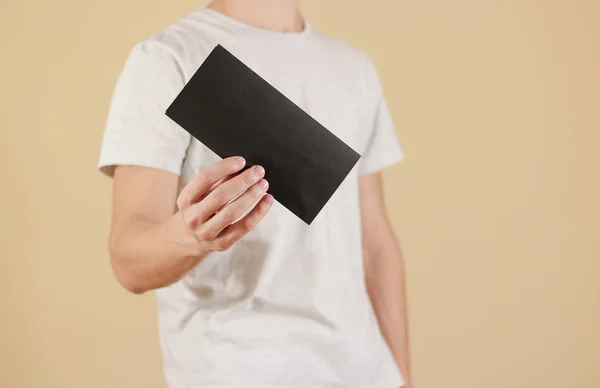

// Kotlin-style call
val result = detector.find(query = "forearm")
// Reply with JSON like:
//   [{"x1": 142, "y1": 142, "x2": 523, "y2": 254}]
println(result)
[
  {"x1": 108, "y1": 212, "x2": 206, "y2": 294},
  {"x1": 364, "y1": 243, "x2": 411, "y2": 385}
]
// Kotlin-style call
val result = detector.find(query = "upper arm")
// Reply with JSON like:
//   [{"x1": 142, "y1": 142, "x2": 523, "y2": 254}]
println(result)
[
  {"x1": 357, "y1": 57, "x2": 404, "y2": 259},
  {"x1": 97, "y1": 41, "x2": 192, "y2": 230}
]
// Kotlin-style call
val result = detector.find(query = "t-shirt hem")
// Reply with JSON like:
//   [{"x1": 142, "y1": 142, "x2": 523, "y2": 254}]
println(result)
[
  {"x1": 166, "y1": 382, "x2": 402, "y2": 388},
  {"x1": 165, "y1": 372, "x2": 404, "y2": 388}
]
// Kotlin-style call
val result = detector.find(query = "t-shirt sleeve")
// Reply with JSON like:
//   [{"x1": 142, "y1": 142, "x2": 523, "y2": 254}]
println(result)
[
  {"x1": 358, "y1": 58, "x2": 405, "y2": 176},
  {"x1": 97, "y1": 41, "x2": 191, "y2": 177}
]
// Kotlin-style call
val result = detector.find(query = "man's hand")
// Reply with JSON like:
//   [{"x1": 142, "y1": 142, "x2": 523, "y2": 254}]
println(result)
[
  {"x1": 176, "y1": 156, "x2": 274, "y2": 254},
  {"x1": 108, "y1": 156, "x2": 273, "y2": 294}
]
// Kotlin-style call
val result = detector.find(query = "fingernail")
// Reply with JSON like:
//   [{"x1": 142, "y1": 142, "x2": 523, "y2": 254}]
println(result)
[
  {"x1": 234, "y1": 157, "x2": 246, "y2": 168},
  {"x1": 253, "y1": 165, "x2": 265, "y2": 177},
  {"x1": 259, "y1": 179, "x2": 269, "y2": 190}
]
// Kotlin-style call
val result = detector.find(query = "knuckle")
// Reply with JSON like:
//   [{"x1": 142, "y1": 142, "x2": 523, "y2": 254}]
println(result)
[
  {"x1": 209, "y1": 189, "x2": 224, "y2": 205},
  {"x1": 194, "y1": 227, "x2": 210, "y2": 243},
  {"x1": 243, "y1": 171, "x2": 255, "y2": 187},
  {"x1": 222, "y1": 209, "x2": 238, "y2": 224},
  {"x1": 213, "y1": 239, "x2": 230, "y2": 252},
  {"x1": 182, "y1": 210, "x2": 197, "y2": 230},
  {"x1": 251, "y1": 185, "x2": 264, "y2": 200},
  {"x1": 254, "y1": 205, "x2": 265, "y2": 217},
  {"x1": 195, "y1": 170, "x2": 207, "y2": 184},
  {"x1": 245, "y1": 214, "x2": 260, "y2": 230}
]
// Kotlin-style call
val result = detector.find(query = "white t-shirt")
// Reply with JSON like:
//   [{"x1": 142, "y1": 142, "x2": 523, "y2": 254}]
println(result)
[{"x1": 98, "y1": 7, "x2": 405, "y2": 388}]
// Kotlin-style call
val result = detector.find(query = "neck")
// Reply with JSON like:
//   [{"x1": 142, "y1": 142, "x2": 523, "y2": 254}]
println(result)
[{"x1": 207, "y1": 0, "x2": 303, "y2": 33}]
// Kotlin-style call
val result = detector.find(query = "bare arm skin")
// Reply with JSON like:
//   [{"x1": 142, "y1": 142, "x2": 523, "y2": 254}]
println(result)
[
  {"x1": 107, "y1": 156, "x2": 273, "y2": 294},
  {"x1": 359, "y1": 172, "x2": 412, "y2": 387}
]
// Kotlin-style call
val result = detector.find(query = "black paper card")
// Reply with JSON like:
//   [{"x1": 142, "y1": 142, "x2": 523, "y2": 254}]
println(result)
[{"x1": 165, "y1": 44, "x2": 361, "y2": 225}]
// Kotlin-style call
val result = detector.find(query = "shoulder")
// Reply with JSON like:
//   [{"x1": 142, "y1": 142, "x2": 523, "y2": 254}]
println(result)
[
  {"x1": 310, "y1": 29, "x2": 367, "y2": 60},
  {"x1": 123, "y1": 9, "x2": 222, "y2": 81},
  {"x1": 308, "y1": 29, "x2": 382, "y2": 93}
]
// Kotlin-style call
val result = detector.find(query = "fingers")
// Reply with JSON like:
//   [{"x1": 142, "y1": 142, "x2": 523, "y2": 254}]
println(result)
[
  {"x1": 208, "y1": 172, "x2": 238, "y2": 193},
  {"x1": 211, "y1": 194, "x2": 275, "y2": 251},
  {"x1": 201, "y1": 178, "x2": 269, "y2": 239},
  {"x1": 176, "y1": 156, "x2": 246, "y2": 210},
  {"x1": 178, "y1": 163, "x2": 272, "y2": 251},
  {"x1": 198, "y1": 165, "x2": 266, "y2": 220}
]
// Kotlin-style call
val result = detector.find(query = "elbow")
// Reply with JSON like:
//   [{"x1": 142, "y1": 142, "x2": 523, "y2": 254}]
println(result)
[
  {"x1": 110, "y1": 255, "x2": 148, "y2": 295},
  {"x1": 114, "y1": 269, "x2": 148, "y2": 295},
  {"x1": 108, "y1": 236, "x2": 148, "y2": 295}
]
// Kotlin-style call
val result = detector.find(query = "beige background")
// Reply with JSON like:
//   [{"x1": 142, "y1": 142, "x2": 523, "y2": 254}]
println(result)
[{"x1": 1, "y1": 0, "x2": 598, "y2": 387}]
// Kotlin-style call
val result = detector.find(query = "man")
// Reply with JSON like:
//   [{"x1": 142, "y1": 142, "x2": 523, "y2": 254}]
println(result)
[{"x1": 98, "y1": 0, "x2": 412, "y2": 387}]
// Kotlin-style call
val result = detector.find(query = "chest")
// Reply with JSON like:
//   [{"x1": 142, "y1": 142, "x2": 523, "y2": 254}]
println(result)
[
  {"x1": 179, "y1": 44, "x2": 366, "y2": 225},
  {"x1": 189, "y1": 42, "x2": 372, "y2": 154},
  {"x1": 254, "y1": 63, "x2": 371, "y2": 156}
]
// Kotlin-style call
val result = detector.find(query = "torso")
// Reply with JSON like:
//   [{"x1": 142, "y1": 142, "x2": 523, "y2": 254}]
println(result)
[{"x1": 147, "y1": 8, "x2": 403, "y2": 388}]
